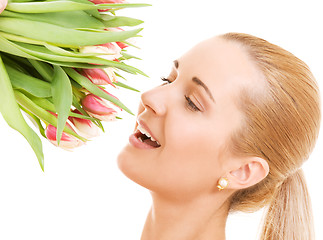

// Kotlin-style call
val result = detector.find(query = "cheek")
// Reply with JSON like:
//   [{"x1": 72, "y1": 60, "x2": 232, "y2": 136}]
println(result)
[{"x1": 156, "y1": 119, "x2": 226, "y2": 196}]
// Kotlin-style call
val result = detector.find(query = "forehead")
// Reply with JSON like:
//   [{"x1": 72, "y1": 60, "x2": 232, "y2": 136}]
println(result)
[{"x1": 177, "y1": 37, "x2": 263, "y2": 96}]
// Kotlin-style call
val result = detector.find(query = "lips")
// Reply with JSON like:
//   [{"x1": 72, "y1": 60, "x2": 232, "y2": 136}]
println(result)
[{"x1": 128, "y1": 119, "x2": 161, "y2": 149}]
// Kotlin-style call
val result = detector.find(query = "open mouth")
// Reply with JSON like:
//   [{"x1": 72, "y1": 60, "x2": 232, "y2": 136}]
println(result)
[{"x1": 134, "y1": 124, "x2": 161, "y2": 148}]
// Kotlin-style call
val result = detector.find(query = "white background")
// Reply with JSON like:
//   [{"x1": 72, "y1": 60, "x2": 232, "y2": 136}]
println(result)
[{"x1": 0, "y1": 0, "x2": 322, "y2": 239}]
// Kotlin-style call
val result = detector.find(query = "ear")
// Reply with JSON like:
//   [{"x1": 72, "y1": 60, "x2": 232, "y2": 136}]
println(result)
[{"x1": 227, "y1": 157, "x2": 269, "y2": 190}]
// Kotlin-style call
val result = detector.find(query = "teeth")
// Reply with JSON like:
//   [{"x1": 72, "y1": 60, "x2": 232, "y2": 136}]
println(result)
[
  {"x1": 137, "y1": 124, "x2": 160, "y2": 145},
  {"x1": 137, "y1": 124, "x2": 151, "y2": 138}
]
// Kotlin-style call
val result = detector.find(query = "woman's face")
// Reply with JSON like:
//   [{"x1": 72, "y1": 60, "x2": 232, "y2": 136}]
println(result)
[{"x1": 117, "y1": 37, "x2": 261, "y2": 200}]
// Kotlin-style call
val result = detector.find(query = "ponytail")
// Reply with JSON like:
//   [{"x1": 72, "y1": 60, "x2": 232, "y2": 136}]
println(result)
[
  {"x1": 260, "y1": 169, "x2": 314, "y2": 240},
  {"x1": 220, "y1": 32, "x2": 320, "y2": 239}
]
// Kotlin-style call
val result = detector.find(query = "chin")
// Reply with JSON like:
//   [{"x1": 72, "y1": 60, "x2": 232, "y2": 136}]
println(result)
[
  {"x1": 117, "y1": 145, "x2": 149, "y2": 188},
  {"x1": 117, "y1": 145, "x2": 133, "y2": 177}
]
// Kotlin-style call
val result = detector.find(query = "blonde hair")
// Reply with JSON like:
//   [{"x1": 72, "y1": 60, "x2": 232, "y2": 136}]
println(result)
[{"x1": 221, "y1": 33, "x2": 321, "y2": 240}]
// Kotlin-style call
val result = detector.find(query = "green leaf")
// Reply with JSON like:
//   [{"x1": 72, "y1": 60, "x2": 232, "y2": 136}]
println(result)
[
  {"x1": 65, "y1": 0, "x2": 101, "y2": 19},
  {"x1": 0, "y1": 31, "x2": 47, "y2": 46},
  {"x1": 98, "y1": 3, "x2": 152, "y2": 10},
  {"x1": 20, "y1": 105, "x2": 46, "y2": 138},
  {"x1": 51, "y1": 65, "x2": 73, "y2": 145},
  {"x1": 122, "y1": 39, "x2": 140, "y2": 49},
  {"x1": 5, "y1": 2, "x2": 151, "y2": 13},
  {"x1": 114, "y1": 71, "x2": 126, "y2": 80},
  {"x1": 64, "y1": 67, "x2": 134, "y2": 115},
  {"x1": 101, "y1": 15, "x2": 144, "y2": 27},
  {"x1": 9, "y1": 41, "x2": 148, "y2": 76},
  {"x1": 14, "y1": 90, "x2": 87, "y2": 142},
  {"x1": 114, "y1": 81, "x2": 140, "y2": 92},
  {"x1": 120, "y1": 52, "x2": 142, "y2": 61},
  {"x1": 5, "y1": 1, "x2": 104, "y2": 12},
  {"x1": 0, "y1": 55, "x2": 44, "y2": 171},
  {"x1": 1, "y1": 9, "x2": 106, "y2": 29},
  {"x1": 43, "y1": 43, "x2": 102, "y2": 58},
  {"x1": 0, "y1": 34, "x2": 40, "y2": 59},
  {"x1": 30, "y1": 95, "x2": 98, "y2": 121},
  {"x1": 0, "y1": 17, "x2": 143, "y2": 47},
  {"x1": 0, "y1": 53, "x2": 30, "y2": 74},
  {"x1": 11, "y1": 0, "x2": 35, "y2": 2},
  {"x1": 29, "y1": 96, "x2": 56, "y2": 113},
  {"x1": 0, "y1": 35, "x2": 147, "y2": 76},
  {"x1": 5, "y1": 64, "x2": 52, "y2": 98},
  {"x1": 28, "y1": 59, "x2": 53, "y2": 82}
]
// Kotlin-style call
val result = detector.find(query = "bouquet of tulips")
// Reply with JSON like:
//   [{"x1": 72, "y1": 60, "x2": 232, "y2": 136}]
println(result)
[{"x1": 0, "y1": 0, "x2": 150, "y2": 171}]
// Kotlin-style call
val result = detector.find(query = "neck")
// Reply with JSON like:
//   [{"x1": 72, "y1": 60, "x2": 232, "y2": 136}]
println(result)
[{"x1": 141, "y1": 192, "x2": 229, "y2": 240}]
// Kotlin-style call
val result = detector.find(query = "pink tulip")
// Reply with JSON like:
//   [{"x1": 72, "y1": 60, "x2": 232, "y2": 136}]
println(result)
[
  {"x1": 69, "y1": 109, "x2": 101, "y2": 139},
  {"x1": 105, "y1": 28, "x2": 134, "y2": 48},
  {"x1": 106, "y1": 28, "x2": 129, "y2": 49},
  {"x1": 79, "y1": 42, "x2": 122, "y2": 61},
  {"x1": 81, "y1": 68, "x2": 116, "y2": 87},
  {"x1": 45, "y1": 124, "x2": 85, "y2": 150},
  {"x1": 104, "y1": 67, "x2": 118, "y2": 82},
  {"x1": 82, "y1": 94, "x2": 117, "y2": 121},
  {"x1": 116, "y1": 41, "x2": 128, "y2": 49},
  {"x1": 0, "y1": 0, "x2": 8, "y2": 14},
  {"x1": 88, "y1": 0, "x2": 126, "y2": 11},
  {"x1": 98, "y1": 87, "x2": 123, "y2": 111}
]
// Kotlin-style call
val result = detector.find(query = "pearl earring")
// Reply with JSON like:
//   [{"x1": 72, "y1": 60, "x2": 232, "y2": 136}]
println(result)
[{"x1": 217, "y1": 177, "x2": 229, "y2": 191}]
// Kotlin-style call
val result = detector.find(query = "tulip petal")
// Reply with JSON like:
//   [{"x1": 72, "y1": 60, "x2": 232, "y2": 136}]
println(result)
[
  {"x1": 87, "y1": 111, "x2": 117, "y2": 121},
  {"x1": 0, "y1": 56, "x2": 44, "y2": 171},
  {"x1": 82, "y1": 68, "x2": 114, "y2": 86},
  {"x1": 45, "y1": 124, "x2": 85, "y2": 151},
  {"x1": 64, "y1": 67, "x2": 134, "y2": 115},
  {"x1": 69, "y1": 109, "x2": 101, "y2": 139},
  {"x1": 82, "y1": 95, "x2": 116, "y2": 115},
  {"x1": 71, "y1": 97, "x2": 105, "y2": 132}
]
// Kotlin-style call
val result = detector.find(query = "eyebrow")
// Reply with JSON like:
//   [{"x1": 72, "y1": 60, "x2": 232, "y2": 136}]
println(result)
[
  {"x1": 192, "y1": 77, "x2": 215, "y2": 102},
  {"x1": 174, "y1": 60, "x2": 215, "y2": 102}
]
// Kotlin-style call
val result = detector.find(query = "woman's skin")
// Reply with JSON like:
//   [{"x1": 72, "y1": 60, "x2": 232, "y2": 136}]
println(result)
[
  {"x1": 118, "y1": 37, "x2": 269, "y2": 240},
  {"x1": 0, "y1": 0, "x2": 7, "y2": 14}
]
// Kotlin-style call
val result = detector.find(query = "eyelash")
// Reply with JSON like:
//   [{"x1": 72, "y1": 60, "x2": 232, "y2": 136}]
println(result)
[
  {"x1": 160, "y1": 77, "x2": 172, "y2": 85},
  {"x1": 160, "y1": 77, "x2": 201, "y2": 112}
]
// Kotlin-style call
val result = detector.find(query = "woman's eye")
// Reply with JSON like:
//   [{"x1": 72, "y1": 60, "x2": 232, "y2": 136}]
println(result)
[
  {"x1": 185, "y1": 95, "x2": 201, "y2": 112},
  {"x1": 160, "y1": 77, "x2": 172, "y2": 85},
  {"x1": 160, "y1": 77, "x2": 200, "y2": 112}
]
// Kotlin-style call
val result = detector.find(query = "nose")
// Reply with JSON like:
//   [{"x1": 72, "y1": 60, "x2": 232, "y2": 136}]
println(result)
[{"x1": 140, "y1": 85, "x2": 167, "y2": 116}]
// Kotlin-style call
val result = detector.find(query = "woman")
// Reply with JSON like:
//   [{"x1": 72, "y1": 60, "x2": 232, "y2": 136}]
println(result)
[{"x1": 117, "y1": 33, "x2": 321, "y2": 240}]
